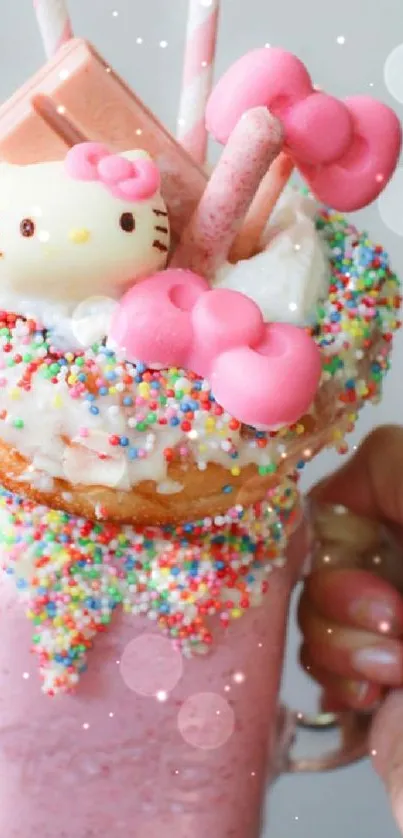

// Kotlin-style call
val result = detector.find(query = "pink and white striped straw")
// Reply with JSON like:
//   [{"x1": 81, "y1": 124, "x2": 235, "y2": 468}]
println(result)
[
  {"x1": 177, "y1": 0, "x2": 220, "y2": 166},
  {"x1": 33, "y1": 0, "x2": 73, "y2": 58}
]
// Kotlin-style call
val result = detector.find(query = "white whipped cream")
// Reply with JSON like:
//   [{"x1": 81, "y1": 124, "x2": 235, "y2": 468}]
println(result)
[{"x1": 214, "y1": 192, "x2": 330, "y2": 326}]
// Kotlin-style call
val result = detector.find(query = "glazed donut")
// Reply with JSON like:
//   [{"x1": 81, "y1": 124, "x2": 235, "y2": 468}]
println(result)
[{"x1": 0, "y1": 145, "x2": 399, "y2": 524}]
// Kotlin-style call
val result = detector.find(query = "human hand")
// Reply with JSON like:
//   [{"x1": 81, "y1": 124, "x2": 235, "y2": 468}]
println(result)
[{"x1": 298, "y1": 426, "x2": 403, "y2": 830}]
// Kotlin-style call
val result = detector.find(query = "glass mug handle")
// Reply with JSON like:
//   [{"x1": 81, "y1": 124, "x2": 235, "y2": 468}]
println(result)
[{"x1": 278, "y1": 500, "x2": 403, "y2": 775}]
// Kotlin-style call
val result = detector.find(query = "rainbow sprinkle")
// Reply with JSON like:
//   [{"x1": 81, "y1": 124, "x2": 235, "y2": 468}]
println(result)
[
  {"x1": 0, "y1": 211, "x2": 399, "y2": 497},
  {"x1": 0, "y1": 479, "x2": 299, "y2": 695},
  {"x1": 313, "y1": 210, "x2": 400, "y2": 378}
]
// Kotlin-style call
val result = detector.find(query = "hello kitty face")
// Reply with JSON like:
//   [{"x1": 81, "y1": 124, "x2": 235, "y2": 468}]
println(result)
[{"x1": 0, "y1": 144, "x2": 170, "y2": 308}]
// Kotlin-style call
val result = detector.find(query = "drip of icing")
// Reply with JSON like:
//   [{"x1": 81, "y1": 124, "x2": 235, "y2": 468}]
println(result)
[
  {"x1": 62, "y1": 430, "x2": 129, "y2": 489},
  {"x1": 214, "y1": 192, "x2": 330, "y2": 325},
  {"x1": 157, "y1": 479, "x2": 184, "y2": 494}
]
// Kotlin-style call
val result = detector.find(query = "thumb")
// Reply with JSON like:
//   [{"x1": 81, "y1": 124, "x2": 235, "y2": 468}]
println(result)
[
  {"x1": 371, "y1": 691, "x2": 403, "y2": 834},
  {"x1": 311, "y1": 425, "x2": 403, "y2": 535}
]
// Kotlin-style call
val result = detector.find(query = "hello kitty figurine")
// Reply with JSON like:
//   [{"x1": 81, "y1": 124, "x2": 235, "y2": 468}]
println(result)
[{"x1": 0, "y1": 143, "x2": 170, "y2": 329}]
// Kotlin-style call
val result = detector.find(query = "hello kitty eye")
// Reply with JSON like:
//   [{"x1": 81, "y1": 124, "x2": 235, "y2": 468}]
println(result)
[
  {"x1": 20, "y1": 218, "x2": 36, "y2": 238},
  {"x1": 119, "y1": 212, "x2": 136, "y2": 233}
]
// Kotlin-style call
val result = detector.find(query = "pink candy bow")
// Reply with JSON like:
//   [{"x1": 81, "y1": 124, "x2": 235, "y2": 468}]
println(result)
[
  {"x1": 65, "y1": 142, "x2": 161, "y2": 202},
  {"x1": 108, "y1": 269, "x2": 322, "y2": 429},
  {"x1": 206, "y1": 49, "x2": 402, "y2": 211}
]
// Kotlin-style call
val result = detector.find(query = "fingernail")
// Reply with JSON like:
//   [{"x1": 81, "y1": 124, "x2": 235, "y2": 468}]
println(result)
[
  {"x1": 353, "y1": 646, "x2": 399, "y2": 678},
  {"x1": 347, "y1": 680, "x2": 371, "y2": 701},
  {"x1": 345, "y1": 680, "x2": 380, "y2": 709},
  {"x1": 350, "y1": 600, "x2": 398, "y2": 634}
]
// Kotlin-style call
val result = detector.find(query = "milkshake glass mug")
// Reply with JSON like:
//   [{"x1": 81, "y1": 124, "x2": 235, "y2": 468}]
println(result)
[{"x1": 0, "y1": 483, "x2": 384, "y2": 838}]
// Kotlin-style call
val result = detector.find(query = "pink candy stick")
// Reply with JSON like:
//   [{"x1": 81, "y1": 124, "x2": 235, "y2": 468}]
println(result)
[
  {"x1": 33, "y1": 0, "x2": 73, "y2": 58},
  {"x1": 172, "y1": 107, "x2": 284, "y2": 278},
  {"x1": 230, "y1": 151, "x2": 294, "y2": 262},
  {"x1": 177, "y1": 0, "x2": 220, "y2": 165}
]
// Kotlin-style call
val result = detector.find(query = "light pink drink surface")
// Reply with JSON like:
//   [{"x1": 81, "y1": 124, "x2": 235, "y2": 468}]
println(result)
[{"x1": 0, "y1": 535, "x2": 302, "y2": 838}]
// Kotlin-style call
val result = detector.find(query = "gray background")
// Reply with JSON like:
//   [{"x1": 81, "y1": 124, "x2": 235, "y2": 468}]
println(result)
[{"x1": 1, "y1": 0, "x2": 403, "y2": 834}]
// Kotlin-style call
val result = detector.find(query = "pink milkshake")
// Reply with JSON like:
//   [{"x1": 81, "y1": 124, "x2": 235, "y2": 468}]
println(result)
[
  {"x1": 0, "y1": 21, "x2": 399, "y2": 838},
  {"x1": 0, "y1": 489, "x2": 304, "y2": 838}
]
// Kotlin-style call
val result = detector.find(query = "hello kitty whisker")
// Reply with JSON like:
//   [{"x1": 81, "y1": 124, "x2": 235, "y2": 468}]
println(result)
[
  {"x1": 155, "y1": 225, "x2": 169, "y2": 234},
  {"x1": 153, "y1": 240, "x2": 169, "y2": 252},
  {"x1": 153, "y1": 208, "x2": 168, "y2": 217}
]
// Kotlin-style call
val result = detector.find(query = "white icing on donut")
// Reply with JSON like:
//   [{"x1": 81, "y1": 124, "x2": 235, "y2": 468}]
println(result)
[
  {"x1": 214, "y1": 193, "x2": 330, "y2": 325},
  {"x1": 0, "y1": 150, "x2": 170, "y2": 325},
  {"x1": 157, "y1": 479, "x2": 185, "y2": 494},
  {"x1": 62, "y1": 429, "x2": 129, "y2": 488},
  {"x1": 0, "y1": 327, "x2": 275, "y2": 492}
]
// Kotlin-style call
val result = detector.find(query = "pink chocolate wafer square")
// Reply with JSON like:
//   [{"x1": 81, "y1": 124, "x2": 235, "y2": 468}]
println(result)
[{"x1": 0, "y1": 38, "x2": 207, "y2": 238}]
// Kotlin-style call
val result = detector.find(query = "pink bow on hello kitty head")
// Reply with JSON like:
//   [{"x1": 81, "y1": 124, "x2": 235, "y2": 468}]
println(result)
[{"x1": 65, "y1": 142, "x2": 161, "y2": 202}]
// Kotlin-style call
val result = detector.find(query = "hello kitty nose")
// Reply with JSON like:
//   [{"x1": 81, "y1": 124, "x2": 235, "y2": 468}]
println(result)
[{"x1": 69, "y1": 228, "x2": 91, "y2": 244}]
